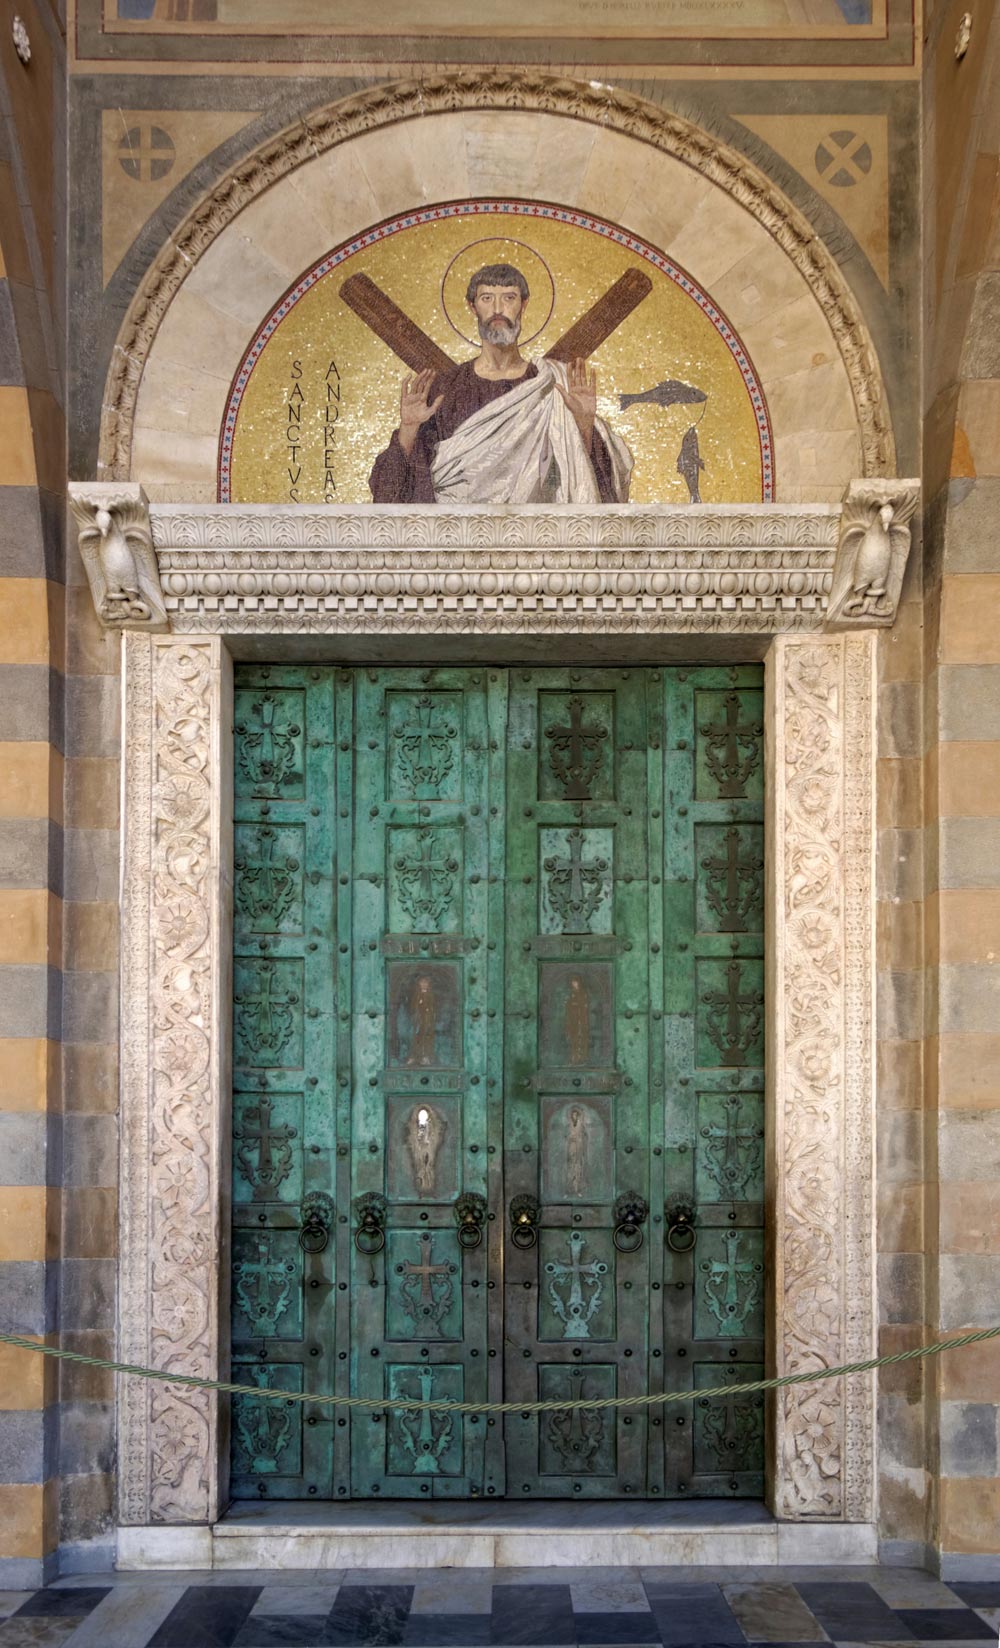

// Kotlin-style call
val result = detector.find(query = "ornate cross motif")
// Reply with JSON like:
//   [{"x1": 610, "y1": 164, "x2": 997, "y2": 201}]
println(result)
[
  {"x1": 701, "y1": 959, "x2": 764, "y2": 1067},
  {"x1": 543, "y1": 828, "x2": 610, "y2": 931},
  {"x1": 700, "y1": 826, "x2": 763, "y2": 933},
  {"x1": 235, "y1": 961, "x2": 299, "y2": 1062},
  {"x1": 697, "y1": 1371, "x2": 764, "y2": 1471},
  {"x1": 235, "y1": 827, "x2": 299, "y2": 930},
  {"x1": 236, "y1": 693, "x2": 301, "y2": 796},
  {"x1": 699, "y1": 1092, "x2": 764, "y2": 1201},
  {"x1": 234, "y1": 1095, "x2": 297, "y2": 1197},
  {"x1": 545, "y1": 698, "x2": 608, "y2": 800},
  {"x1": 233, "y1": 1365, "x2": 294, "y2": 1475},
  {"x1": 545, "y1": 1368, "x2": 606, "y2": 1471},
  {"x1": 397, "y1": 1233, "x2": 456, "y2": 1336},
  {"x1": 701, "y1": 1230, "x2": 763, "y2": 1337},
  {"x1": 392, "y1": 695, "x2": 457, "y2": 796},
  {"x1": 233, "y1": 1233, "x2": 296, "y2": 1337},
  {"x1": 399, "y1": 1367, "x2": 454, "y2": 1474},
  {"x1": 699, "y1": 692, "x2": 763, "y2": 798},
  {"x1": 393, "y1": 835, "x2": 459, "y2": 929},
  {"x1": 545, "y1": 1230, "x2": 608, "y2": 1340}
]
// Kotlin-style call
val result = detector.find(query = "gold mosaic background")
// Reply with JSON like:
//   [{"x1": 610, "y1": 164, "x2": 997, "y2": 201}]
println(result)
[{"x1": 226, "y1": 211, "x2": 767, "y2": 505}]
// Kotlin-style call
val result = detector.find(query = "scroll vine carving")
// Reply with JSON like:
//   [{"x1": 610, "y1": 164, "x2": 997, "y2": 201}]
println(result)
[
  {"x1": 771, "y1": 633, "x2": 874, "y2": 1522},
  {"x1": 98, "y1": 72, "x2": 894, "y2": 483}
]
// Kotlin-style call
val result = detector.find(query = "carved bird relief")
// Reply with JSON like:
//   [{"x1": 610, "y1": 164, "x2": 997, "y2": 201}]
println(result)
[
  {"x1": 69, "y1": 488, "x2": 167, "y2": 630},
  {"x1": 826, "y1": 485, "x2": 918, "y2": 628}
]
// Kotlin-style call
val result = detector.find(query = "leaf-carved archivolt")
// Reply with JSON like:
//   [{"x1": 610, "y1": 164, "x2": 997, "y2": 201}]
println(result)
[{"x1": 99, "y1": 72, "x2": 894, "y2": 482}]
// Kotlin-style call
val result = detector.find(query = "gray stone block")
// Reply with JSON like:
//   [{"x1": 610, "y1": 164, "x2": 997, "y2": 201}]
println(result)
[
  {"x1": 62, "y1": 829, "x2": 120, "y2": 905},
  {"x1": 961, "y1": 272, "x2": 1000, "y2": 380},
  {"x1": 878, "y1": 1252, "x2": 924, "y2": 1324},
  {"x1": 0, "y1": 665, "x2": 64, "y2": 749},
  {"x1": 0, "y1": 280, "x2": 22, "y2": 385},
  {"x1": 59, "y1": 1259, "x2": 116, "y2": 1331},
  {"x1": 938, "y1": 665, "x2": 1000, "y2": 744},
  {"x1": 939, "y1": 1400, "x2": 999, "y2": 1477},
  {"x1": 0, "y1": 1409, "x2": 51, "y2": 1484},
  {"x1": 944, "y1": 479, "x2": 1000, "y2": 574},
  {"x1": 0, "y1": 1555, "x2": 52, "y2": 1588},
  {"x1": 876, "y1": 829, "x2": 924, "y2": 905},
  {"x1": 937, "y1": 818, "x2": 1000, "y2": 891},
  {"x1": 62, "y1": 1114, "x2": 118, "y2": 1190},
  {"x1": 62, "y1": 971, "x2": 118, "y2": 1048},
  {"x1": 877, "y1": 969, "x2": 923, "y2": 1044},
  {"x1": 937, "y1": 964, "x2": 1000, "y2": 1037},
  {"x1": 878, "y1": 681, "x2": 922, "y2": 761},
  {"x1": 0, "y1": 965, "x2": 61, "y2": 1039},
  {"x1": 878, "y1": 1392, "x2": 925, "y2": 1470},
  {"x1": 938, "y1": 1255, "x2": 1000, "y2": 1330},
  {"x1": 0, "y1": 819, "x2": 62, "y2": 894},
  {"x1": 0, "y1": 489, "x2": 50, "y2": 581},
  {"x1": 6, "y1": 280, "x2": 52, "y2": 394},
  {"x1": 878, "y1": 1109, "x2": 923, "y2": 1185},
  {"x1": 0, "y1": 1113, "x2": 46, "y2": 1186},
  {"x1": 58, "y1": 1401, "x2": 115, "y2": 1479},
  {"x1": 938, "y1": 1110, "x2": 1000, "y2": 1182},
  {"x1": 64, "y1": 675, "x2": 120, "y2": 760},
  {"x1": 0, "y1": 1261, "x2": 57, "y2": 1334}
]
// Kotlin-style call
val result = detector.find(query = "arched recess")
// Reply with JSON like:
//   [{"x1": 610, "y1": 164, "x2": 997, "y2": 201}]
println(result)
[{"x1": 101, "y1": 71, "x2": 897, "y2": 504}]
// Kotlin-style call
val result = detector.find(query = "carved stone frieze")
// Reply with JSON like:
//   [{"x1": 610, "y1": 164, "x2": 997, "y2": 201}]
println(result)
[
  {"x1": 767, "y1": 633, "x2": 875, "y2": 1522},
  {"x1": 143, "y1": 501, "x2": 841, "y2": 635},
  {"x1": 119, "y1": 633, "x2": 231, "y2": 1524},
  {"x1": 69, "y1": 483, "x2": 167, "y2": 631},
  {"x1": 825, "y1": 479, "x2": 920, "y2": 630},
  {"x1": 98, "y1": 71, "x2": 894, "y2": 484}
]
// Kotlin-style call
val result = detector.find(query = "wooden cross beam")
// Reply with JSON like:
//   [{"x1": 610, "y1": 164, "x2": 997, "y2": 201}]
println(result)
[{"x1": 339, "y1": 267, "x2": 653, "y2": 376}]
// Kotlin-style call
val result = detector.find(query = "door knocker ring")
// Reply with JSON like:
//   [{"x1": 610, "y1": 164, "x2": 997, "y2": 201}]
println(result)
[{"x1": 612, "y1": 1191, "x2": 649, "y2": 1253}]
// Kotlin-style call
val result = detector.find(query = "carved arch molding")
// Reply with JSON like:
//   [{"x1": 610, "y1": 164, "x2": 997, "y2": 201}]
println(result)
[
  {"x1": 99, "y1": 69, "x2": 895, "y2": 484},
  {"x1": 117, "y1": 620, "x2": 876, "y2": 1530}
]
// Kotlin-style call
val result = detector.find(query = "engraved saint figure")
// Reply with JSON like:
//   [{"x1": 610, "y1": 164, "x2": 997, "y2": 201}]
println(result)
[
  {"x1": 407, "y1": 1104, "x2": 446, "y2": 1196},
  {"x1": 406, "y1": 972, "x2": 438, "y2": 1067},
  {"x1": 564, "y1": 1105, "x2": 593, "y2": 1197},
  {"x1": 565, "y1": 974, "x2": 591, "y2": 1066}
]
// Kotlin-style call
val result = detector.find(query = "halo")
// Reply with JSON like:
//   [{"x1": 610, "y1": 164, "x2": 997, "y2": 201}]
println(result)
[{"x1": 441, "y1": 237, "x2": 556, "y2": 349}]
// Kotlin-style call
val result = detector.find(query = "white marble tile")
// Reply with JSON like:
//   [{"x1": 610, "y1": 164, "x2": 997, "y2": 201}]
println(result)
[
  {"x1": 59, "y1": 1582, "x2": 187, "y2": 1647},
  {"x1": 250, "y1": 1583, "x2": 342, "y2": 1615},
  {"x1": 869, "y1": 1570, "x2": 967, "y2": 1608},
  {"x1": 213, "y1": 1531, "x2": 496, "y2": 1569},
  {"x1": 410, "y1": 1570, "x2": 496, "y2": 1614},
  {"x1": 496, "y1": 1528, "x2": 777, "y2": 1567},
  {"x1": 569, "y1": 1572, "x2": 651, "y2": 1612},
  {"x1": 0, "y1": 1592, "x2": 31, "y2": 1615}
]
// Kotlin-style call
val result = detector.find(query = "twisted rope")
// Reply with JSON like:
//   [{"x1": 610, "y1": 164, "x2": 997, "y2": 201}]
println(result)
[{"x1": 0, "y1": 1323, "x2": 996, "y2": 1415}]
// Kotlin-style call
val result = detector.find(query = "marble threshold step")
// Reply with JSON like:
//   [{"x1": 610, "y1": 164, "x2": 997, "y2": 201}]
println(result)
[{"x1": 118, "y1": 1501, "x2": 877, "y2": 1570}]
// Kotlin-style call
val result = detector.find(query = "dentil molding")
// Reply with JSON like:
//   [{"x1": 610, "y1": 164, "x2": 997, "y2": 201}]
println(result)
[{"x1": 69, "y1": 489, "x2": 918, "y2": 637}]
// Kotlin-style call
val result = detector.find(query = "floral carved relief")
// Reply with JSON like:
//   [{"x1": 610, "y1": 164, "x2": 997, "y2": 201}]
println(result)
[
  {"x1": 770, "y1": 634, "x2": 874, "y2": 1522},
  {"x1": 120, "y1": 636, "x2": 226, "y2": 1525}
]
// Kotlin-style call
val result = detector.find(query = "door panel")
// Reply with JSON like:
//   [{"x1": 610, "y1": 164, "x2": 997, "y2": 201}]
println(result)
[{"x1": 229, "y1": 663, "x2": 766, "y2": 1503}]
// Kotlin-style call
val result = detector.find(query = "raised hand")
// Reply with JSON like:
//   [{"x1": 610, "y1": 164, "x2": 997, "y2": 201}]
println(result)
[
  {"x1": 556, "y1": 358, "x2": 598, "y2": 450},
  {"x1": 398, "y1": 369, "x2": 445, "y2": 454}
]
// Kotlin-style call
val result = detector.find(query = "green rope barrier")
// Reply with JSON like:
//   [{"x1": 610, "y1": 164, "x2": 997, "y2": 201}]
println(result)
[{"x1": 0, "y1": 1323, "x2": 997, "y2": 1417}]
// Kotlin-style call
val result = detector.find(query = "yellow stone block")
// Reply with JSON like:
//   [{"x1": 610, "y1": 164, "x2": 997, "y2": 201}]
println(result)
[
  {"x1": 0, "y1": 1038, "x2": 58, "y2": 1112},
  {"x1": 0, "y1": 889, "x2": 60, "y2": 967},
  {"x1": 0, "y1": 743, "x2": 63, "y2": 823},
  {"x1": 0, "y1": 388, "x2": 36, "y2": 486},
  {"x1": 939, "y1": 1180, "x2": 1000, "y2": 1255},
  {"x1": 939, "y1": 1476, "x2": 1000, "y2": 1554},
  {"x1": 65, "y1": 756, "x2": 119, "y2": 831},
  {"x1": 0, "y1": 1187, "x2": 50, "y2": 1262},
  {"x1": 0, "y1": 1337, "x2": 49, "y2": 1410},
  {"x1": 959, "y1": 381, "x2": 1000, "y2": 479},
  {"x1": 931, "y1": 1032, "x2": 1000, "y2": 1110},
  {"x1": 926, "y1": 741, "x2": 1000, "y2": 820},
  {"x1": 939, "y1": 575, "x2": 1000, "y2": 665},
  {"x1": 64, "y1": 902, "x2": 119, "y2": 973},
  {"x1": 926, "y1": 888, "x2": 1000, "y2": 966},
  {"x1": 0, "y1": 580, "x2": 63, "y2": 668},
  {"x1": 0, "y1": 1482, "x2": 58, "y2": 1560}
]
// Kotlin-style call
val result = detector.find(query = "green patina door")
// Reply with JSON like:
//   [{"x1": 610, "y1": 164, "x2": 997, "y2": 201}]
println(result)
[{"x1": 230, "y1": 664, "x2": 765, "y2": 1502}]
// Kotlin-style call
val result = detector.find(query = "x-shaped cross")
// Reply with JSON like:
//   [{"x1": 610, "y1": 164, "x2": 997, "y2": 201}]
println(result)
[{"x1": 339, "y1": 266, "x2": 652, "y2": 376}]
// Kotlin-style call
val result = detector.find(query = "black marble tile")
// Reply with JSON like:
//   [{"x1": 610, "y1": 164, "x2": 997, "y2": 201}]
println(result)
[
  {"x1": 147, "y1": 1585, "x2": 263, "y2": 1648},
  {"x1": 642, "y1": 1583, "x2": 745, "y2": 1647},
  {"x1": 325, "y1": 1586, "x2": 413, "y2": 1647},
  {"x1": 795, "y1": 1583, "x2": 915, "y2": 1642},
  {"x1": 233, "y1": 1615, "x2": 330, "y2": 1647},
  {"x1": 13, "y1": 1589, "x2": 110, "y2": 1618},
  {"x1": 575, "y1": 1612, "x2": 662, "y2": 1644},
  {"x1": 403, "y1": 1614, "x2": 492, "y2": 1646},
  {"x1": 894, "y1": 1609, "x2": 995, "y2": 1640},
  {"x1": 489, "y1": 1584, "x2": 576, "y2": 1646},
  {"x1": 953, "y1": 1586, "x2": 1000, "y2": 1608}
]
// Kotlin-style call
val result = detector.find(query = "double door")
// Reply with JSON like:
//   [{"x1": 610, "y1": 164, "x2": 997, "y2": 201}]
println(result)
[{"x1": 230, "y1": 665, "x2": 765, "y2": 1501}]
